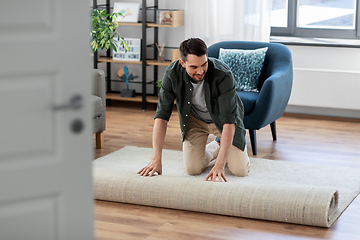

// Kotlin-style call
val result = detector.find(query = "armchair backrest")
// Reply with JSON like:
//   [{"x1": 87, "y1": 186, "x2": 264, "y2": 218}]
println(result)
[{"x1": 208, "y1": 41, "x2": 292, "y2": 91}]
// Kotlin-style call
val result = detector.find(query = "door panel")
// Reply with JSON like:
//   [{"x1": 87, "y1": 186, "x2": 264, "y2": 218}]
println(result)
[
  {"x1": 0, "y1": 72, "x2": 55, "y2": 158},
  {"x1": 0, "y1": 0, "x2": 54, "y2": 34},
  {"x1": 0, "y1": 0, "x2": 94, "y2": 239},
  {"x1": 0, "y1": 196, "x2": 57, "y2": 240}
]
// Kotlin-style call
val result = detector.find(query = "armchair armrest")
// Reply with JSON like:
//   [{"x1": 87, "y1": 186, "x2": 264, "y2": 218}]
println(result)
[{"x1": 92, "y1": 69, "x2": 106, "y2": 106}]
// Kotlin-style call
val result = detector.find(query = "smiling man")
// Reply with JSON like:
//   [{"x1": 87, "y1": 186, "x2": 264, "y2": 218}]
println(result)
[{"x1": 138, "y1": 38, "x2": 250, "y2": 182}]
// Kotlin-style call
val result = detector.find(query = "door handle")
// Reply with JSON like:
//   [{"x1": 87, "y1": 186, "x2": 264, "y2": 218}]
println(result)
[{"x1": 53, "y1": 94, "x2": 83, "y2": 111}]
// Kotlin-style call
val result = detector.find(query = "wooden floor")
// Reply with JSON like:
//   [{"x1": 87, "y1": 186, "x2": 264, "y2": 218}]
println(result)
[{"x1": 94, "y1": 101, "x2": 360, "y2": 240}]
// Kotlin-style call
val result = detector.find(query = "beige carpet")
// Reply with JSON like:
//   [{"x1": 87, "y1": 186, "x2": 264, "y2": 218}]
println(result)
[{"x1": 93, "y1": 146, "x2": 360, "y2": 228}]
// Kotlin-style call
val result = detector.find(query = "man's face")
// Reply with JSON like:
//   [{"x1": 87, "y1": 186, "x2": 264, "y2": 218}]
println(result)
[{"x1": 180, "y1": 54, "x2": 208, "y2": 83}]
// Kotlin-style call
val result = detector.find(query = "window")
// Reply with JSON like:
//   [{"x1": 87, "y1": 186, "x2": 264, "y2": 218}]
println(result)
[{"x1": 271, "y1": 0, "x2": 360, "y2": 39}]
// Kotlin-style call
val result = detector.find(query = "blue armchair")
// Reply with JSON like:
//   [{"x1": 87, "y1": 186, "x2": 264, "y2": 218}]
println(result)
[{"x1": 208, "y1": 41, "x2": 293, "y2": 155}]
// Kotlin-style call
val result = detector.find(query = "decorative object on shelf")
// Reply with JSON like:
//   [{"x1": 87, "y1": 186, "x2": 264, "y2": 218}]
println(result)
[
  {"x1": 117, "y1": 64, "x2": 140, "y2": 82},
  {"x1": 113, "y1": 38, "x2": 141, "y2": 62},
  {"x1": 155, "y1": 43, "x2": 165, "y2": 62},
  {"x1": 121, "y1": 89, "x2": 136, "y2": 98},
  {"x1": 171, "y1": 49, "x2": 181, "y2": 62},
  {"x1": 91, "y1": 9, "x2": 129, "y2": 52},
  {"x1": 113, "y1": 2, "x2": 140, "y2": 23},
  {"x1": 157, "y1": 10, "x2": 184, "y2": 27},
  {"x1": 157, "y1": 10, "x2": 173, "y2": 24},
  {"x1": 119, "y1": 65, "x2": 136, "y2": 98}
]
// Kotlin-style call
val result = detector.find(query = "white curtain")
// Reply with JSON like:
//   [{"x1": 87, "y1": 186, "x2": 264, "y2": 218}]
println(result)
[{"x1": 184, "y1": 0, "x2": 273, "y2": 46}]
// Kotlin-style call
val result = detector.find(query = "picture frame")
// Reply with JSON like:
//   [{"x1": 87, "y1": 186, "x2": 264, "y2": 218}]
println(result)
[{"x1": 113, "y1": 2, "x2": 140, "y2": 23}]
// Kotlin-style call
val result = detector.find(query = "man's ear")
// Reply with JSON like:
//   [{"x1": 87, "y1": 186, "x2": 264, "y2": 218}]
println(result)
[{"x1": 179, "y1": 58, "x2": 186, "y2": 68}]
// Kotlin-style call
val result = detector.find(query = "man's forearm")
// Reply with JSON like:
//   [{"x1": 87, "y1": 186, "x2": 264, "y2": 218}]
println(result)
[
  {"x1": 215, "y1": 123, "x2": 235, "y2": 167},
  {"x1": 152, "y1": 118, "x2": 168, "y2": 162}
]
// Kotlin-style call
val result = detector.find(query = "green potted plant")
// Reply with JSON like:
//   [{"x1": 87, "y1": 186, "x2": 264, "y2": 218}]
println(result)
[{"x1": 91, "y1": 9, "x2": 129, "y2": 53}]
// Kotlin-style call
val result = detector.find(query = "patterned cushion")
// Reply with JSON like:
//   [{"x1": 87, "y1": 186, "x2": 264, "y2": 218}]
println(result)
[{"x1": 219, "y1": 47, "x2": 268, "y2": 92}]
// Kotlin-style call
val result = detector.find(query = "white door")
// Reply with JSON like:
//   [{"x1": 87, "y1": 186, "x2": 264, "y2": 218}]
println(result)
[{"x1": 0, "y1": 0, "x2": 93, "y2": 239}]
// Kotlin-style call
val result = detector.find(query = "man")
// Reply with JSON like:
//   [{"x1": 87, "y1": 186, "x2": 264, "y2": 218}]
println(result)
[{"x1": 138, "y1": 38, "x2": 250, "y2": 182}]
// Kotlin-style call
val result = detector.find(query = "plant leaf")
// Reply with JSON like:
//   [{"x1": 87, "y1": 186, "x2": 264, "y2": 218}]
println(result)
[{"x1": 91, "y1": 8, "x2": 128, "y2": 52}]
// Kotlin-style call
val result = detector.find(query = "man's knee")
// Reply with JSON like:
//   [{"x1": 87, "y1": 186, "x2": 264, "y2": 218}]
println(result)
[
  {"x1": 229, "y1": 158, "x2": 250, "y2": 177},
  {"x1": 227, "y1": 145, "x2": 250, "y2": 177},
  {"x1": 184, "y1": 162, "x2": 203, "y2": 175},
  {"x1": 230, "y1": 163, "x2": 250, "y2": 177}
]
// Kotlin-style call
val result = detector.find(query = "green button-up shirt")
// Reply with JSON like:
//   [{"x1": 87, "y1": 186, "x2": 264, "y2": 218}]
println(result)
[{"x1": 154, "y1": 57, "x2": 246, "y2": 151}]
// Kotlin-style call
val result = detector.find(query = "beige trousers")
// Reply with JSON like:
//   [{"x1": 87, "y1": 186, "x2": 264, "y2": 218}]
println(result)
[{"x1": 183, "y1": 114, "x2": 250, "y2": 177}]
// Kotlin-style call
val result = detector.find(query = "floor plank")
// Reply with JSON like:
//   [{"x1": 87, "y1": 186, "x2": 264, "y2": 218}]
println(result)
[{"x1": 94, "y1": 102, "x2": 360, "y2": 240}]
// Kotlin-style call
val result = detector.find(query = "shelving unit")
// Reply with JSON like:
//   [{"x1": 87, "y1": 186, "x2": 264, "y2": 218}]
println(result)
[{"x1": 93, "y1": 0, "x2": 184, "y2": 110}]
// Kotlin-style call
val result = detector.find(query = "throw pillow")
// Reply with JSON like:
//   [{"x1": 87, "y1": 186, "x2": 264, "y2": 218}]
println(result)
[{"x1": 219, "y1": 47, "x2": 268, "y2": 92}]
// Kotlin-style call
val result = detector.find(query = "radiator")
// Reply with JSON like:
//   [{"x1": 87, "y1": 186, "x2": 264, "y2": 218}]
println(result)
[{"x1": 288, "y1": 68, "x2": 360, "y2": 110}]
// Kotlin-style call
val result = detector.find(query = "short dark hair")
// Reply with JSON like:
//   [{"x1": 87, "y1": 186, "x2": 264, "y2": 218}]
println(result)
[{"x1": 179, "y1": 38, "x2": 208, "y2": 62}]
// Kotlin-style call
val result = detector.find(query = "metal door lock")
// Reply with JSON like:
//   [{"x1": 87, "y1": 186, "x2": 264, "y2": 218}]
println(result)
[{"x1": 71, "y1": 119, "x2": 84, "y2": 134}]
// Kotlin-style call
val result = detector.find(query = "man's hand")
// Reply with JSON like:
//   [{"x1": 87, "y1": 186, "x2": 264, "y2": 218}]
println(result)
[
  {"x1": 205, "y1": 164, "x2": 227, "y2": 182},
  {"x1": 137, "y1": 161, "x2": 162, "y2": 177},
  {"x1": 205, "y1": 123, "x2": 234, "y2": 182},
  {"x1": 138, "y1": 118, "x2": 167, "y2": 177}
]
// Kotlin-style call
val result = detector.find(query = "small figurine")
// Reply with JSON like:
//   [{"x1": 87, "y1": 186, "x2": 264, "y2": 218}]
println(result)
[
  {"x1": 118, "y1": 65, "x2": 139, "y2": 89},
  {"x1": 118, "y1": 64, "x2": 138, "y2": 98}
]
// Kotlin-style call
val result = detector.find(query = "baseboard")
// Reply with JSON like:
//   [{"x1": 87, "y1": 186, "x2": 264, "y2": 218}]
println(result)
[{"x1": 285, "y1": 105, "x2": 360, "y2": 119}]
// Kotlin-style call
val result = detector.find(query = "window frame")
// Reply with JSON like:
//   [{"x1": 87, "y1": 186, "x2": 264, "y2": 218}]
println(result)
[{"x1": 271, "y1": 0, "x2": 360, "y2": 39}]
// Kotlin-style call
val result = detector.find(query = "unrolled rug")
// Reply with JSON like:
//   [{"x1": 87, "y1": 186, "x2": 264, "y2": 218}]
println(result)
[{"x1": 93, "y1": 146, "x2": 360, "y2": 228}]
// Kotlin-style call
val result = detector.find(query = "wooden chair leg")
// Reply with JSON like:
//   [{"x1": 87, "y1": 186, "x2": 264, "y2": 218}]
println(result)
[
  {"x1": 270, "y1": 121, "x2": 277, "y2": 141},
  {"x1": 96, "y1": 132, "x2": 104, "y2": 149},
  {"x1": 249, "y1": 129, "x2": 257, "y2": 155}
]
